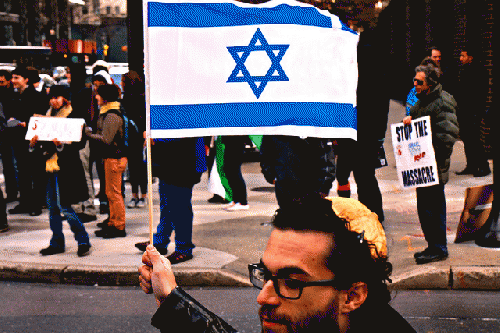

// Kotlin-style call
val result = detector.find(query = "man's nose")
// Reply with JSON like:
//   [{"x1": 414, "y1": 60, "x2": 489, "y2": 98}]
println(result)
[{"x1": 257, "y1": 280, "x2": 281, "y2": 306}]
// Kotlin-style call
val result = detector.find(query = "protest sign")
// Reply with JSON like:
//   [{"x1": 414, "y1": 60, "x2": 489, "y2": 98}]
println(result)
[
  {"x1": 25, "y1": 116, "x2": 85, "y2": 142},
  {"x1": 391, "y1": 116, "x2": 439, "y2": 189},
  {"x1": 143, "y1": 0, "x2": 359, "y2": 139}
]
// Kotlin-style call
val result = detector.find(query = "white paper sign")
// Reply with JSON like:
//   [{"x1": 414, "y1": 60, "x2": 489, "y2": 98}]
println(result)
[
  {"x1": 391, "y1": 116, "x2": 439, "y2": 189},
  {"x1": 25, "y1": 117, "x2": 85, "y2": 142}
]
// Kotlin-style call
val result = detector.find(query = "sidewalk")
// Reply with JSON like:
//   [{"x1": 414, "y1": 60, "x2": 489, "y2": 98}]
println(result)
[{"x1": 1, "y1": 101, "x2": 499, "y2": 289}]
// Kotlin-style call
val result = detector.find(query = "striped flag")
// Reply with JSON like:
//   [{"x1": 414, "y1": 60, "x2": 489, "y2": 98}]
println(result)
[{"x1": 144, "y1": 0, "x2": 359, "y2": 139}]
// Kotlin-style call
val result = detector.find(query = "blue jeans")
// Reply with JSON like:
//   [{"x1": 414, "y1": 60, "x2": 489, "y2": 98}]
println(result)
[
  {"x1": 153, "y1": 180, "x2": 194, "y2": 255},
  {"x1": 416, "y1": 184, "x2": 448, "y2": 254},
  {"x1": 46, "y1": 174, "x2": 90, "y2": 249}
]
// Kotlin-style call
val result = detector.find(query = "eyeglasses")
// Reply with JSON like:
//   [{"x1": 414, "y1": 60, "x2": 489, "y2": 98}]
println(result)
[
  {"x1": 413, "y1": 78, "x2": 425, "y2": 85},
  {"x1": 248, "y1": 263, "x2": 337, "y2": 300}
]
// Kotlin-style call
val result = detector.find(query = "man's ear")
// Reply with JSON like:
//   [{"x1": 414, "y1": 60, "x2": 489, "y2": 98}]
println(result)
[{"x1": 339, "y1": 282, "x2": 368, "y2": 314}]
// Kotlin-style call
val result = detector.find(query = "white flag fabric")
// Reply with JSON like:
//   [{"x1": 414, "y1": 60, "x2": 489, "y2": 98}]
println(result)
[{"x1": 144, "y1": 0, "x2": 359, "y2": 139}]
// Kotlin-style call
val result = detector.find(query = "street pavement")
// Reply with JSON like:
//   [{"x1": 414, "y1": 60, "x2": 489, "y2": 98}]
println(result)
[{"x1": 0, "y1": 101, "x2": 499, "y2": 289}]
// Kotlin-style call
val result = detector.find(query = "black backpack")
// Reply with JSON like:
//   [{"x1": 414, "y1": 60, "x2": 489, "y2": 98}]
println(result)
[{"x1": 106, "y1": 107, "x2": 140, "y2": 152}]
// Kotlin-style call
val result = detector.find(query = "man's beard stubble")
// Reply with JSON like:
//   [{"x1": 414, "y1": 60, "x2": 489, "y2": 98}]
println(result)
[{"x1": 259, "y1": 302, "x2": 341, "y2": 333}]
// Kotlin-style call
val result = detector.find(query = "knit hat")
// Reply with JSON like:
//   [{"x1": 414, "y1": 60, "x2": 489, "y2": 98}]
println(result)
[{"x1": 48, "y1": 84, "x2": 71, "y2": 100}]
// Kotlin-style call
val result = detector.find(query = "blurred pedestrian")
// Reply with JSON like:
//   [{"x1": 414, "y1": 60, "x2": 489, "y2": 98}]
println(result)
[
  {"x1": 403, "y1": 63, "x2": 459, "y2": 264},
  {"x1": 121, "y1": 70, "x2": 147, "y2": 208},
  {"x1": 260, "y1": 135, "x2": 335, "y2": 209},
  {"x1": 0, "y1": 69, "x2": 19, "y2": 202},
  {"x1": 221, "y1": 135, "x2": 249, "y2": 211},
  {"x1": 86, "y1": 84, "x2": 128, "y2": 238},
  {"x1": 454, "y1": 48, "x2": 491, "y2": 177},
  {"x1": 30, "y1": 85, "x2": 91, "y2": 256},
  {"x1": 334, "y1": 28, "x2": 390, "y2": 222},
  {"x1": 135, "y1": 137, "x2": 206, "y2": 264},
  {"x1": 8, "y1": 66, "x2": 46, "y2": 216}
]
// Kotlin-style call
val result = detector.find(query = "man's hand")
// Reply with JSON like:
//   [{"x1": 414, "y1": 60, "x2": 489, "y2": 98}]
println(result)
[
  {"x1": 138, "y1": 245, "x2": 178, "y2": 307},
  {"x1": 403, "y1": 116, "x2": 412, "y2": 125}
]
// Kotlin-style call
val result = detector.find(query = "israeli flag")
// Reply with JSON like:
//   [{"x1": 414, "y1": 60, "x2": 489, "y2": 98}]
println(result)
[{"x1": 145, "y1": 0, "x2": 359, "y2": 139}]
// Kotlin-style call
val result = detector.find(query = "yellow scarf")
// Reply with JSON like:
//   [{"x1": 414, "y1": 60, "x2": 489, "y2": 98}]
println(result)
[
  {"x1": 99, "y1": 101, "x2": 121, "y2": 114},
  {"x1": 45, "y1": 105, "x2": 73, "y2": 173}
]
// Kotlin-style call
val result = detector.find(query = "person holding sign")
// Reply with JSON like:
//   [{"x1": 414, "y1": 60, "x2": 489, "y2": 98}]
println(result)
[
  {"x1": 30, "y1": 85, "x2": 91, "y2": 257},
  {"x1": 403, "y1": 64, "x2": 459, "y2": 265}
]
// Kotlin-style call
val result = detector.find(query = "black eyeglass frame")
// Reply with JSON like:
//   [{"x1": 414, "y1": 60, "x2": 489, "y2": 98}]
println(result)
[
  {"x1": 413, "y1": 77, "x2": 425, "y2": 85},
  {"x1": 248, "y1": 263, "x2": 337, "y2": 300}
]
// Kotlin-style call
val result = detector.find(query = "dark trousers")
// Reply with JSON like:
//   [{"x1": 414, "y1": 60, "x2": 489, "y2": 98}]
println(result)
[
  {"x1": 154, "y1": 181, "x2": 195, "y2": 255},
  {"x1": 223, "y1": 137, "x2": 247, "y2": 205},
  {"x1": 336, "y1": 141, "x2": 385, "y2": 222},
  {"x1": 416, "y1": 184, "x2": 448, "y2": 254},
  {"x1": 128, "y1": 144, "x2": 147, "y2": 195},
  {"x1": 0, "y1": 143, "x2": 19, "y2": 199},
  {"x1": 13, "y1": 143, "x2": 45, "y2": 210},
  {"x1": 458, "y1": 114, "x2": 489, "y2": 171}
]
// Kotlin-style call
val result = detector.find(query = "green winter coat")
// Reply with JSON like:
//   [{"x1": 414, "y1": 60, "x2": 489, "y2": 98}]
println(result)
[{"x1": 409, "y1": 84, "x2": 459, "y2": 184}]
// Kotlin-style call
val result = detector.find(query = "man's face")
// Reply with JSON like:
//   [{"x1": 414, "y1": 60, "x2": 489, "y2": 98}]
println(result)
[
  {"x1": 11, "y1": 74, "x2": 29, "y2": 90},
  {"x1": 460, "y1": 51, "x2": 473, "y2": 65},
  {"x1": 431, "y1": 49, "x2": 441, "y2": 65},
  {"x1": 93, "y1": 80, "x2": 105, "y2": 93},
  {"x1": 0, "y1": 75, "x2": 10, "y2": 88},
  {"x1": 50, "y1": 96, "x2": 65, "y2": 110},
  {"x1": 414, "y1": 71, "x2": 430, "y2": 96},
  {"x1": 257, "y1": 229, "x2": 342, "y2": 333}
]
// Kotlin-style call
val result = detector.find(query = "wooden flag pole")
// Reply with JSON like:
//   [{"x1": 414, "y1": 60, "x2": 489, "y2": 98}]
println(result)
[{"x1": 146, "y1": 135, "x2": 154, "y2": 245}]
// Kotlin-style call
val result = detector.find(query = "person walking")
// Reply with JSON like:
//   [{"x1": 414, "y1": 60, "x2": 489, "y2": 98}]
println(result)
[
  {"x1": 404, "y1": 63, "x2": 459, "y2": 264},
  {"x1": 31, "y1": 85, "x2": 91, "y2": 256},
  {"x1": 221, "y1": 135, "x2": 249, "y2": 211}
]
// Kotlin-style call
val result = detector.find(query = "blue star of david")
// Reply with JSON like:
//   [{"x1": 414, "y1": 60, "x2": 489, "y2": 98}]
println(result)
[{"x1": 227, "y1": 28, "x2": 289, "y2": 99}]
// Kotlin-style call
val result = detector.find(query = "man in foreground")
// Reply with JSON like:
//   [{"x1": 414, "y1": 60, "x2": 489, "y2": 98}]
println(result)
[{"x1": 139, "y1": 197, "x2": 416, "y2": 332}]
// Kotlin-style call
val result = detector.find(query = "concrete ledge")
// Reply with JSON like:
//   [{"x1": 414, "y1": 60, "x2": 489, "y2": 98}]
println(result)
[
  {"x1": 390, "y1": 266, "x2": 451, "y2": 290},
  {"x1": 0, "y1": 261, "x2": 66, "y2": 284},
  {"x1": 174, "y1": 269, "x2": 252, "y2": 287},
  {"x1": 63, "y1": 265, "x2": 140, "y2": 286},
  {"x1": 451, "y1": 266, "x2": 500, "y2": 290}
]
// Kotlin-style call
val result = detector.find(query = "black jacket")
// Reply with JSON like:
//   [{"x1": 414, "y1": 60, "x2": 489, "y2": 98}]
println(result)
[
  {"x1": 151, "y1": 286, "x2": 416, "y2": 333},
  {"x1": 260, "y1": 135, "x2": 335, "y2": 198}
]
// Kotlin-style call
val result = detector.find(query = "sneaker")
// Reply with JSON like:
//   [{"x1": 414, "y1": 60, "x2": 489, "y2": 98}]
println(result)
[
  {"x1": 40, "y1": 246, "x2": 65, "y2": 256},
  {"x1": 136, "y1": 198, "x2": 146, "y2": 208},
  {"x1": 96, "y1": 218, "x2": 110, "y2": 229},
  {"x1": 0, "y1": 225, "x2": 9, "y2": 233},
  {"x1": 127, "y1": 198, "x2": 138, "y2": 208},
  {"x1": 226, "y1": 202, "x2": 249, "y2": 211},
  {"x1": 77, "y1": 244, "x2": 91, "y2": 257},
  {"x1": 101, "y1": 226, "x2": 127, "y2": 239},
  {"x1": 167, "y1": 251, "x2": 193, "y2": 264},
  {"x1": 208, "y1": 195, "x2": 229, "y2": 204},
  {"x1": 135, "y1": 241, "x2": 168, "y2": 255},
  {"x1": 8, "y1": 204, "x2": 29, "y2": 215}
]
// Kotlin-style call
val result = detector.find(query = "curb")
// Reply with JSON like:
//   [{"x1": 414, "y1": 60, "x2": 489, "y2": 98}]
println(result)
[
  {"x1": 0, "y1": 262, "x2": 252, "y2": 287},
  {"x1": 390, "y1": 265, "x2": 500, "y2": 290}
]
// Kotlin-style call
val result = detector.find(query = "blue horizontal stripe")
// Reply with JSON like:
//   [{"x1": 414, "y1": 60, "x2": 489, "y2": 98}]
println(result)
[
  {"x1": 150, "y1": 102, "x2": 357, "y2": 130},
  {"x1": 148, "y1": 2, "x2": 332, "y2": 28}
]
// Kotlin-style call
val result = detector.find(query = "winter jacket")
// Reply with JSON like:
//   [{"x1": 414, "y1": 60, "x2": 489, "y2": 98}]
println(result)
[
  {"x1": 260, "y1": 135, "x2": 335, "y2": 198},
  {"x1": 150, "y1": 286, "x2": 416, "y2": 333},
  {"x1": 86, "y1": 101, "x2": 125, "y2": 159},
  {"x1": 409, "y1": 84, "x2": 459, "y2": 184},
  {"x1": 151, "y1": 138, "x2": 207, "y2": 188}
]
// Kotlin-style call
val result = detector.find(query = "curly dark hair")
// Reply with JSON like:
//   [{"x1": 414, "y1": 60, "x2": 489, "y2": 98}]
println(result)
[{"x1": 271, "y1": 196, "x2": 393, "y2": 307}]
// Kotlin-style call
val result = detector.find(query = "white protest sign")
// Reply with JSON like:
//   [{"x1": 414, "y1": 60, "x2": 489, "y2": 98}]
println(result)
[
  {"x1": 25, "y1": 117, "x2": 85, "y2": 142},
  {"x1": 391, "y1": 116, "x2": 439, "y2": 189}
]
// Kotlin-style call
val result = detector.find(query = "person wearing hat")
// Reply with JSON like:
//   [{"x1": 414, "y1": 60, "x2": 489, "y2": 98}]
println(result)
[
  {"x1": 29, "y1": 85, "x2": 91, "y2": 256},
  {"x1": 8, "y1": 66, "x2": 46, "y2": 216}
]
